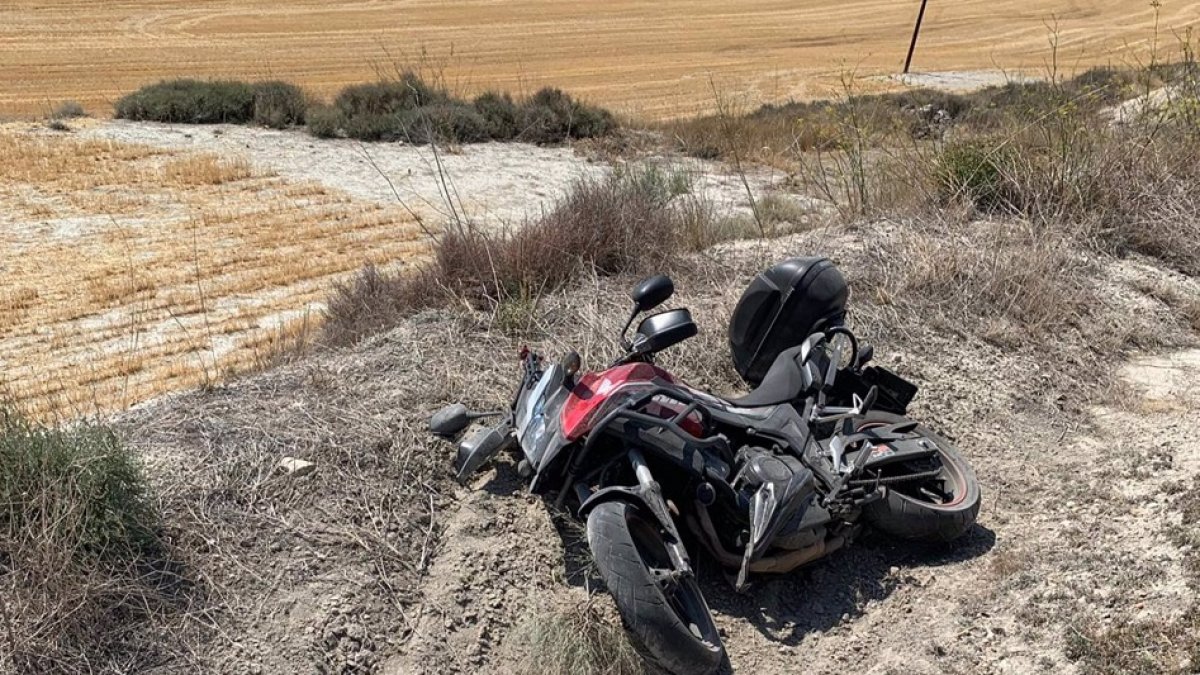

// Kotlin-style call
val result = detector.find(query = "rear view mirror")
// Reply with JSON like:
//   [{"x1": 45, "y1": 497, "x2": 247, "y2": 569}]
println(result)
[
  {"x1": 431, "y1": 404, "x2": 503, "y2": 437},
  {"x1": 631, "y1": 275, "x2": 674, "y2": 312},
  {"x1": 632, "y1": 308, "x2": 698, "y2": 355},
  {"x1": 430, "y1": 404, "x2": 472, "y2": 437}
]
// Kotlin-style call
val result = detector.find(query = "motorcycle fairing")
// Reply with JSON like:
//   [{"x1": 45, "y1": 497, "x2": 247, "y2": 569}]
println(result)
[
  {"x1": 560, "y1": 362, "x2": 678, "y2": 440},
  {"x1": 513, "y1": 362, "x2": 574, "y2": 488}
]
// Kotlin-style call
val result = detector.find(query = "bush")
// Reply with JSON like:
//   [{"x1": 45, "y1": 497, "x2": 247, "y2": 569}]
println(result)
[
  {"x1": 933, "y1": 140, "x2": 1019, "y2": 213},
  {"x1": 305, "y1": 104, "x2": 344, "y2": 138},
  {"x1": 115, "y1": 79, "x2": 256, "y2": 123},
  {"x1": 253, "y1": 80, "x2": 307, "y2": 128},
  {"x1": 474, "y1": 91, "x2": 520, "y2": 140},
  {"x1": 114, "y1": 74, "x2": 616, "y2": 145},
  {"x1": 334, "y1": 72, "x2": 447, "y2": 117},
  {"x1": 0, "y1": 407, "x2": 172, "y2": 670},
  {"x1": 519, "y1": 87, "x2": 616, "y2": 143},
  {"x1": 403, "y1": 103, "x2": 490, "y2": 144},
  {"x1": 340, "y1": 111, "x2": 406, "y2": 142},
  {"x1": 0, "y1": 409, "x2": 158, "y2": 558},
  {"x1": 326, "y1": 77, "x2": 616, "y2": 145},
  {"x1": 114, "y1": 79, "x2": 310, "y2": 127},
  {"x1": 323, "y1": 170, "x2": 682, "y2": 345}
]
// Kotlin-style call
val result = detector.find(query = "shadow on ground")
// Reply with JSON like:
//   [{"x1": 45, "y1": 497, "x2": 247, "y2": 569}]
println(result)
[{"x1": 701, "y1": 524, "x2": 996, "y2": 646}]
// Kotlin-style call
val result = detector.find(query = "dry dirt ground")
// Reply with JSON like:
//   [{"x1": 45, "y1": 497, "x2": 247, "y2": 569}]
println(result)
[
  {"x1": 116, "y1": 224, "x2": 1200, "y2": 673},
  {"x1": 3, "y1": 0, "x2": 1199, "y2": 118}
]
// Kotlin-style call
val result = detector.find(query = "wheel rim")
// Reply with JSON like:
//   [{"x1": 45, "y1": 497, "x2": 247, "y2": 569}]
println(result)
[
  {"x1": 858, "y1": 421, "x2": 969, "y2": 509},
  {"x1": 625, "y1": 509, "x2": 721, "y2": 652}
]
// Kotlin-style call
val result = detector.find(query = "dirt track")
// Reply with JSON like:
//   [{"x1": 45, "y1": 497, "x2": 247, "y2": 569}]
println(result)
[{"x1": 117, "y1": 224, "x2": 1200, "y2": 673}]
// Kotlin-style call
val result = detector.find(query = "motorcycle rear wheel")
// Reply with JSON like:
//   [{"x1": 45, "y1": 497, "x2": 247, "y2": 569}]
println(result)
[
  {"x1": 586, "y1": 500, "x2": 723, "y2": 675},
  {"x1": 856, "y1": 411, "x2": 981, "y2": 542}
]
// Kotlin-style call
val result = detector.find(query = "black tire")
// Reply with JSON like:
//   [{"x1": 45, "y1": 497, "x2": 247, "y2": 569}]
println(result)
[
  {"x1": 586, "y1": 501, "x2": 723, "y2": 675},
  {"x1": 856, "y1": 412, "x2": 981, "y2": 542}
]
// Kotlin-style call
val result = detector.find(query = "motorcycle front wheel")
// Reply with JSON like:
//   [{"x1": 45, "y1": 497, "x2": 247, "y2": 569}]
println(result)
[{"x1": 586, "y1": 500, "x2": 723, "y2": 675}]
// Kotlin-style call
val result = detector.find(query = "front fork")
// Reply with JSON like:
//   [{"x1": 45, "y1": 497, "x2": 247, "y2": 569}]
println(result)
[{"x1": 578, "y1": 448, "x2": 694, "y2": 579}]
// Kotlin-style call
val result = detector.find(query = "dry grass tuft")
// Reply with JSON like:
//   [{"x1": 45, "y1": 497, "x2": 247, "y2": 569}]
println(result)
[
  {"x1": 163, "y1": 154, "x2": 256, "y2": 185},
  {"x1": 501, "y1": 599, "x2": 645, "y2": 675},
  {"x1": 1065, "y1": 611, "x2": 1200, "y2": 675}
]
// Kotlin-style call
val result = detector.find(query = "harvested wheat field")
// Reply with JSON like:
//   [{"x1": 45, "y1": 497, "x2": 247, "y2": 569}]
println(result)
[
  {"x1": 0, "y1": 126, "x2": 428, "y2": 418},
  {"x1": 2, "y1": 0, "x2": 1198, "y2": 119}
]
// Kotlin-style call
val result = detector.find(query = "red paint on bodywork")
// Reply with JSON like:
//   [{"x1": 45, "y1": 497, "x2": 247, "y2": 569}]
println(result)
[{"x1": 561, "y1": 363, "x2": 704, "y2": 440}]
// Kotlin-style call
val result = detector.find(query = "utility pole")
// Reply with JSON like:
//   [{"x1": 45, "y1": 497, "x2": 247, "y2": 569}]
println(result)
[{"x1": 904, "y1": 0, "x2": 930, "y2": 74}]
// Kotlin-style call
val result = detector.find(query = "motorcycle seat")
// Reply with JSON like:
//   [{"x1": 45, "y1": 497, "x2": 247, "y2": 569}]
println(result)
[{"x1": 722, "y1": 344, "x2": 820, "y2": 408}]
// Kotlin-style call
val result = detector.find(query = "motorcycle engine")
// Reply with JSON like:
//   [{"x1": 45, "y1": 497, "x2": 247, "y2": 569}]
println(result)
[{"x1": 732, "y1": 446, "x2": 829, "y2": 551}]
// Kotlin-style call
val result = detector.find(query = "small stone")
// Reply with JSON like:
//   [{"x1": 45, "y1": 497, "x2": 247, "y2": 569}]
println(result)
[{"x1": 279, "y1": 456, "x2": 316, "y2": 476}]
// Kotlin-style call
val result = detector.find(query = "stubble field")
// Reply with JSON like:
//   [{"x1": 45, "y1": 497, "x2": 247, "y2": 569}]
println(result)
[
  {"x1": 2, "y1": 0, "x2": 1197, "y2": 119},
  {"x1": 0, "y1": 125, "x2": 428, "y2": 418}
]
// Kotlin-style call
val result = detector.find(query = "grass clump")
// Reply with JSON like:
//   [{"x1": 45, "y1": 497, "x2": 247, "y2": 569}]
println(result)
[
  {"x1": 0, "y1": 406, "x2": 180, "y2": 672},
  {"x1": 50, "y1": 100, "x2": 87, "y2": 120},
  {"x1": 857, "y1": 221, "x2": 1094, "y2": 341},
  {"x1": 501, "y1": 600, "x2": 645, "y2": 675},
  {"x1": 1065, "y1": 610, "x2": 1200, "y2": 675}
]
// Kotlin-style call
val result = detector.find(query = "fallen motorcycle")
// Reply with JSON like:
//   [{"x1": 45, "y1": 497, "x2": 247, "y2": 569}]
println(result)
[{"x1": 431, "y1": 257, "x2": 980, "y2": 674}]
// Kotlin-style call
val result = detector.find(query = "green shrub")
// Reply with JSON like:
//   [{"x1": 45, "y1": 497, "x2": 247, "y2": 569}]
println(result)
[
  {"x1": 115, "y1": 79, "x2": 256, "y2": 124},
  {"x1": 334, "y1": 73, "x2": 447, "y2": 117},
  {"x1": 474, "y1": 91, "x2": 521, "y2": 140},
  {"x1": 340, "y1": 111, "x2": 406, "y2": 142},
  {"x1": 305, "y1": 104, "x2": 344, "y2": 138},
  {"x1": 114, "y1": 74, "x2": 616, "y2": 144},
  {"x1": 934, "y1": 140, "x2": 1019, "y2": 213},
  {"x1": 403, "y1": 103, "x2": 490, "y2": 144},
  {"x1": 0, "y1": 408, "x2": 158, "y2": 559},
  {"x1": 115, "y1": 79, "x2": 309, "y2": 127},
  {"x1": 519, "y1": 88, "x2": 616, "y2": 143},
  {"x1": 0, "y1": 407, "x2": 181, "y2": 671},
  {"x1": 252, "y1": 80, "x2": 307, "y2": 128}
]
